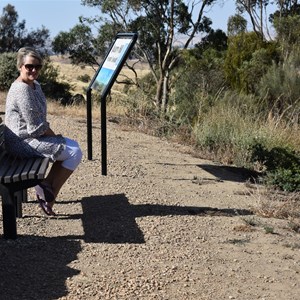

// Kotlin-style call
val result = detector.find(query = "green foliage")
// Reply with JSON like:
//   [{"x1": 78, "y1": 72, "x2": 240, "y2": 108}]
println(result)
[
  {"x1": 227, "y1": 14, "x2": 247, "y2": 36},
  {"x1": 264, "y1": 226, "x2": 275, "y2": 234},
  {"x1": 251, "y1": 145, "x2": 299, "y2": 171},
  {"x1": 195, "y1": 122, "x2": 300, "y2": 194},
  {"x1": 123, "y1": 89, "x2": 156, "y2": 119},
  {"x1": 266, "y1": 168, "x2": 300, "y2": 192},
  {"x1": 224, "y1": 32, "x2": 277, "y2": 92},
  {"x1": 192, "y1": 92, "x2": 261, "y2": 164},
  {"x1": 251, "y1": 144, "x2": 300, "y2": 192},
  {"x1": 240, "y1": 44, "x2": 279, "y2": 93},
  {"x1": 38, "y1": 58, "x2": 73, "y2": 100},
  {"x1": 170, "y1": 48, "x2": 227, "y2": 125},
  {"x1": 273, "y1": 14, "x2": 300, "y2": 57},
  {"x1": 192, "y1": 29, "x2": 227, "y2": 59},
  {"x1": 258, "y1": 52, "x2": 300, "y2": 119},
  {"x1": 62, "y1": 0, "x2": 204, "y2": 66},
  {"x1": 137, "y1": 72, "x2": 156, "y2": 96},
  {"x1": 189, "y1": 90, "x2": 299, "y2": 174},
  {"x1": 0, "y1": 52, "x2": 18, "y2": 90},
  {"x1": 270, "y1": 1, "x2": 300, "y2": 22},
  {"x1": 52, "y1": 24, "x2": 98, "y2": 66},
  {"x1": 93, "y1": 22, "x2": 123, "y2": 57}
]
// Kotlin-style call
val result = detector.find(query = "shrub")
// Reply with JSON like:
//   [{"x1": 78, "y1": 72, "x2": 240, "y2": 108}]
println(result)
[
  {"x1": 0, "y1": 52, "x2": 19, "y2": 90},
  {"x1": 77, "y1": 74, "x2": 91, "y2": 83},
  {"x1": 266, "y1": 168, "x2": 300, "y2": 192},
  {"x1": 39, "y1": 57, "x2": 73, "y2": 100},
  {"x1": 251, "y1": 144, "x2": 300, "y2": 192},
  {"x1": 224, "y1": 32, "x2": 279, "y2": 94},
  {"x1": 118, "y1": 72, "x2": 156, "y2": 118},
  {"x1": 257, "y1": 51, "x2": 300, "y2": 121},
  {"x1": 170, "y1": 49, "x2": 227, "y2": 126}
]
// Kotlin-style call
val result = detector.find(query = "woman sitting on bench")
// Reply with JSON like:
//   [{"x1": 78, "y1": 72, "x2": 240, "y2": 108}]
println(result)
[{"x1": 4, "y1": 47, "x2": 82, "y2": 216}]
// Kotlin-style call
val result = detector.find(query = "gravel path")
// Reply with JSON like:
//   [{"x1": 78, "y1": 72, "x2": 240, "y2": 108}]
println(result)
[{"x1": 0, "y1": 113, "x2": 299, "y2": 300}]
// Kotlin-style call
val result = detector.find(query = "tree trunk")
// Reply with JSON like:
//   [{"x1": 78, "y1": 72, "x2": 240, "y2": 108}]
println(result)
[
  {"x1": 155, "y1": 76, "x2": 164, "y2": 110},
  {"x1": 161, "y1": 70, "x2": 169, "y2": 113}
]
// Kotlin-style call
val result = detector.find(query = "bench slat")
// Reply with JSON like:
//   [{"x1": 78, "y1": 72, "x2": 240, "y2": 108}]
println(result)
[
  {"x1": 28, "y1": 157, "x2": 43, "y2": 179},
  {"x1": 20, "y1": 158, "x2": 35, "y2": 180},
  {"x1": 0, "y1": 123, "x2": 4, "y2": 144},
  {"x1": 37, "y1": 157, "x2": 50, "y2": 179},
  {"x1": 0, "y1": 124, "x2": 5, "y2": 151},
  {"x1": 0, "y1": 148, "x2": 7, "y2": 163},
  {"x1": 0, "y1": 153, "x2": 14, "y2": 183},
  {"x1": 4, "y1": 157, "x2": 22, "y2": 183},
  {"x1": 12, "y1": 159, "x2": 28, "y2": 182}
]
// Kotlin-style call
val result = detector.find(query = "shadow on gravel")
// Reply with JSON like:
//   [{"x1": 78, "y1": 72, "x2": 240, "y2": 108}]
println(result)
[
  {"x1": 0, "y1": 235, "x2": 80, "y2": 300},
  {"x1": 80, "y1": 194, "x2": 253, "y2": 244},
  {"x1": 198, "y1": 164, "x2": 259, "y2": 183},
  {"x1": 81, "y1": 194, "x2": 145, "y2": 243}
]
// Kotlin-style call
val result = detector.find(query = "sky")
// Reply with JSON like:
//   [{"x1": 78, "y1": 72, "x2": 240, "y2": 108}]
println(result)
[
  {"x1": 0, "y1": 0, "x2": 276, "y2": 39},
  {"x1": 0, "y1": 0, "x2": 97, "y2": 37}
]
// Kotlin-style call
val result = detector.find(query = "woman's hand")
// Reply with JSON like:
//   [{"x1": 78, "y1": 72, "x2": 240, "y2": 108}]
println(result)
[{"x1": 43, "y1": 127, "x2": 56, "y2": 137}]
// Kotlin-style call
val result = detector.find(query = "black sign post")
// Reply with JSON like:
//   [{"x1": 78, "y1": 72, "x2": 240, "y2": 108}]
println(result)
[{"x1": 86, "y1": 32, "x2": 138, "y2": 175}]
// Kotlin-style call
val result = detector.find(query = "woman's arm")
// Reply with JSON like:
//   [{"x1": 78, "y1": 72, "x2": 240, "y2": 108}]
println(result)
[{"x1": 15, "y1": 83, "x2": 50, "y2": 137}]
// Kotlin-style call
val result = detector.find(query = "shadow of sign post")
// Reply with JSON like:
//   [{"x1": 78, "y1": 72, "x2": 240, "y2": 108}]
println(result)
[
  {"x1": 86, "y1": 32, "x2": 138, "y2": 175},
  {"x1": 80, "y1": 194, "x2": 253, "y2": 244}
]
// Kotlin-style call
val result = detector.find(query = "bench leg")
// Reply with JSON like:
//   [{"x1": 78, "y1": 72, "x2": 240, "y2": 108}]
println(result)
[
  {"x1": 14, "y1": 190, "x2": 23, "y2": 218},
  {"x1": 22, "y1": 189, "x2": 28, "y2": 203},
  {"x1": 2, "y1": 191, "x2": 17, "y2": 239}
]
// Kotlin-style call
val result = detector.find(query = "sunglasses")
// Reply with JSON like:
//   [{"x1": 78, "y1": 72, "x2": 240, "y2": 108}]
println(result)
[{"x1": 24, "y1": 64, "x2": 43, "y2": 71}]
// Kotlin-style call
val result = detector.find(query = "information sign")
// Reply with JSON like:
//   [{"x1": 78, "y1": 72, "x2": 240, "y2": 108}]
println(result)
[{"x1": 87, "y1": 33, "x2": 138, "y2": 175}]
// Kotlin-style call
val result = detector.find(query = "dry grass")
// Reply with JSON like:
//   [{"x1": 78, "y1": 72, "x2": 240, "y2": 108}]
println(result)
[
  {"x1": 51, "y1": 61, "x2": 95, "y2": 95},
  {"x1": 0, "y1": 91, "x2": 6, "y2": 109},
  {"x1": 233, "y1": 224, "x2": 256, "y2": 232},
  {"x1": 249, "y1": 184, "x2": 300, "y2": 232},
  {"x1": 51, "y1": 55, "x2": 150, "y2": 96},
  {"x1": 47, "y1": 100, "x2": 100, "y2": 120},
  {"x1": 0, "y1": 90, "x2": 99, "y2": 120}
]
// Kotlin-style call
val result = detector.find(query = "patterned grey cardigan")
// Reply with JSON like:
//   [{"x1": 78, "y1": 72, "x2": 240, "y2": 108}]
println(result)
[{"x1": 4, "y1": 80, "x2": 65, "y2": 161}]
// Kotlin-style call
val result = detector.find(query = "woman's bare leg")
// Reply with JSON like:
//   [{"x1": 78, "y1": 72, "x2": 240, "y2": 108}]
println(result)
[{"x1": 43, "y1": 161, "x2": 73, "y2": 207}]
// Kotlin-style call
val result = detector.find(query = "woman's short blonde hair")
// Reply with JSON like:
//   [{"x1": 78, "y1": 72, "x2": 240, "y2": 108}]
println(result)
[{"x1": 17, "y1": 47, "x2": 43, "y2": 69}]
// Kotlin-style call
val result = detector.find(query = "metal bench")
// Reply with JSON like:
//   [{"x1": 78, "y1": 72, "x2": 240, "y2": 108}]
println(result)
[{"x1": 0, "y1": 119, "x2": 50, "y2": 239}]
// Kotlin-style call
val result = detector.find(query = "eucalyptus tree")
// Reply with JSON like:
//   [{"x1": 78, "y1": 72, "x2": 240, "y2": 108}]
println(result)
[
  {"x1": 235, "y1": 0, "x2": 272, "y2": 40},
  {"x1": 227, "y1": 14, "x2": 247, "y2": 36},
  {"x1": 0, "y1": 4, "x2": 50, "y2": 53},
  {"x1": 269, "y1": 0, "x2": 300, "y2": 20},
  {"x1": 235, "y1": 1, "x2": 300, "y2": 40},
  {"x1": 52, "y1": 24, "x2": 99, "y2": 68},
  {"x1": 53, "y1": 0, "x2": 217, "y2": 113}
]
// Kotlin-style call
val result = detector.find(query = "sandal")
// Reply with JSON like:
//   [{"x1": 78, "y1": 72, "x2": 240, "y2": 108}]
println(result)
[
  {"x1": 35, "y1": 183, "x2": 55, "y2": 203},
  {"x1": 37, "y1": 195, "x2": 56, "y2": 216}
]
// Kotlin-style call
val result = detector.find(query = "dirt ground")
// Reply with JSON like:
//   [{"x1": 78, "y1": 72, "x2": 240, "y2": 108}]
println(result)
[{"x1": 0, "y1": 112, "x2": 299, "y2": 300}]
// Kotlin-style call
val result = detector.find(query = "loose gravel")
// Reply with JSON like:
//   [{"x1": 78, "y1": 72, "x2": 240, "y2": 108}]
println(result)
[{"x1": 0, "y1": 113, "x2": 299, "y2": 300}]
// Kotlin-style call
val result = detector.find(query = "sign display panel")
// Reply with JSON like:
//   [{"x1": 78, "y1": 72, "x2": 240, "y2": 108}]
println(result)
[{"x1": 89, "y1": 33, "x2": 138, "y2": 97}]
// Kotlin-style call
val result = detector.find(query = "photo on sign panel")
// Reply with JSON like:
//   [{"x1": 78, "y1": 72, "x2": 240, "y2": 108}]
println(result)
[{"x1": 91, "y1": 37, "x2": 133, "y2": 95}]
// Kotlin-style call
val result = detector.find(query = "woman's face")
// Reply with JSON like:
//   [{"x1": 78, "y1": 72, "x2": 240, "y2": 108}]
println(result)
[{"x1": 19, "y1": 55, "x2": 42, "y2": 84}]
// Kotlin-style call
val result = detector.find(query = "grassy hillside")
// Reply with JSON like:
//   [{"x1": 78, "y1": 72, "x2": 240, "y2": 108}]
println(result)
[{"x1": 51, "y1": 55, "x2": 149, "y2": 96}]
